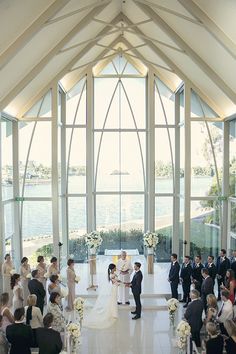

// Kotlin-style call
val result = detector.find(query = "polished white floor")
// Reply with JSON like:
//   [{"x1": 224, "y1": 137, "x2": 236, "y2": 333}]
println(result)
[{"x1": 61, "y1": 258, "x2": 183, "y2": 354}]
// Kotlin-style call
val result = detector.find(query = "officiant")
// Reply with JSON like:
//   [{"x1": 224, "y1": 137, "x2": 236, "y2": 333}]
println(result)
[{"x1": 117, "y1": 251, "x2": 133, "y2": 305}]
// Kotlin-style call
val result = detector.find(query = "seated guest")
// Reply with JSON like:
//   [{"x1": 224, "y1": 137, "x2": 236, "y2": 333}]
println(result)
[
  {"x1": 25, "y1": 294, "x2": 43, "y2": 346},
  {"x1": 205, "y1": 294, "x2": 218, "y2": 324},
  {"x1": 201, "y1": 268, "x2": 214, "y2": 312},
  {"x1": 36, "y1": 313, "x2": 63, "y2": 354},
  {"x1": 204, "y1": 322, "x2": 224, "y2": 354},
  {"x1": 28, "y1": 269, "x2": 46, "y2": 315},
  {"x1": 48, "y1": 275, "x2": 61, "y2": 296},
  {"x1": 6, "y1": 307, "x2": 34, "y2": 354},
  {"x1": 224, "y1": 320, "x2": 236, "y2": 354},
  {"x1": 47, "y1": 292, "x2": 66, "y2": 333},
  {"x1": 221, "y1": 269, "x2": 236, "y2": 304},
  {"x1": 217, "y1": 290, "x2": 233, "y2": 335},
  {"x1": 0, "y1": 293, "x2": 14, "y2": 333},
  {"x1": 184, "y1": 289, "x2": 204, "y2": 348},
  {"x1": 0, "y1": 315, "x2": 9, "y2": 354}
]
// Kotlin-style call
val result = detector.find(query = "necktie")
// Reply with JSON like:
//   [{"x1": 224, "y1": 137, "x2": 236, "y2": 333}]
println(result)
[{"x1": 218, "y1": 303, "x2": 224, "y2": 317}]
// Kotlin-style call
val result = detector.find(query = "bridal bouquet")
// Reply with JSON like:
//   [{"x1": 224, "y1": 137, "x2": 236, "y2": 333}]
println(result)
[
  {"x1": 67, "y1": 322, "x2": 81, "y2": 353},
  {"x1": 85, "y1": 231, "x2": 103, "y2": 251},
  {"x1": 143, "y1": 231, "x2": 159, "y2": 248},
  {"x1": 75, "y1": 275, "x2": 80, "y2": 283},
  {"x1": 44, "y1": 272, "x2": 49, "y2": 279},
  {"x1": 74, "y1": 297, "x2": 85, "y2": 320},
  {"x1": 26, "y1": 273, "x2": 32, "y2": 279},
  {"x1": 60, "y1": 286, "x2": 69, "y2": 298},
  {"x1": 176, "y1": 320, "x2": 191, "y2": 350},
  {"x1": 10, "y1": 269, "x2": 16, "y2": 275}
]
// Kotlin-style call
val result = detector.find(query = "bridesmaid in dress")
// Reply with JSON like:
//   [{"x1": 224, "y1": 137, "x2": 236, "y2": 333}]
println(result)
[
  {"x1": 48, "y1": 257, "x2": 59, "y2": 277},
  {"x1": 19, "y1": 257, "x2": 31, "y2": 306},
  {"x1": 36, "y1": 256, "x2": 47, "y2": 291},
  {"x1": 11, "y1": 274, "x2": 23, "y2": 313},
  {"x1": 0, "y1": 293, "x2": 14, "y2": 333},
  {"x1": 66, "y1": 259, "x2": 77, "y2": 311},
  {"x1": 1, "y1": 254, "x2": 14, "y2": 306}
]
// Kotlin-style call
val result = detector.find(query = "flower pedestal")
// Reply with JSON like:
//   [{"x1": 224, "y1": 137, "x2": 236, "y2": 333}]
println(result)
[
  {"x1": 147, "y1": 248, "x2": 154, "y2": 274},
  {"x1": 89, "y1": 248, "x2": 97, "y2": 275}
]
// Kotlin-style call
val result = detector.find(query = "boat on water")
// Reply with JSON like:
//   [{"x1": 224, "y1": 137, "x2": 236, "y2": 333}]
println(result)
[{"x1": 110, "y1": 169, "x2": 129, "y2": 175}]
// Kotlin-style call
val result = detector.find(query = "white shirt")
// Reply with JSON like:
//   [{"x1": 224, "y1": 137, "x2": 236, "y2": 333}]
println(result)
[
  {"x1": 217, "y1": 300, "x2": 233, "y2": 323},
  {"x1": 117, "y1": 258, "x2": 132, "y2": 274}
]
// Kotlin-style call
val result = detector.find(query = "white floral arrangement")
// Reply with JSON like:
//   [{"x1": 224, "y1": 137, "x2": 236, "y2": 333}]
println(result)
[
  {"x1": 143, "y1": 231, "x2": 159, "y2": 248},
  {"x1": 58, "y1": 274, "x2": 62, "y2": 281},
  {"x1": 26, "y1": 273, "x2": 31, "y2": 279},
  {"x1": 74, "y1": 297, "x2": 85, "y2": 320},
  {"x1": 10, "y1": 269, "x2": 16, "y2": 275},
  {"x1": 75, "y1": 275, "x2": 80, "y2": 283},
  {"x1": 67, "y1": 322, "x2": 81, "y2": 350},
  {"x1": 85, "y1": 231, "x2": 103, "y2": 250},
  {"x1": 167, "y1": 298, "x2": 179, "y2": 314},
  {"x1": 176, "y1": 320, "x2": 191, "y2": 349}
]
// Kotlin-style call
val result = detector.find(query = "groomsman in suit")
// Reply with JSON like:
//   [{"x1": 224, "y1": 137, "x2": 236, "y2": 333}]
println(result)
[
  {"x1": 230, "y1": 250, "x2": 236, "y2": 275},
  {"x1": 168, "y1": 253, "x2": 180, "y2": 300},
  {"x1": 128, "y1": 262, "x2": 143, "y2": 320},
  {"x1": 201, "y1": 268, "x2": 214, "y2": 312},
  {"x1": 36, "y1": 313, "x2": 62, "y2": 354},
  {"x1": 216, "y1": 249, "x2": 230, "y2": 300},
  {"x1": 180, "y1": 256, "x2": 192, "y2": 307},
  {"x1": 6, "y1": 308, "x2": 34, "y2": 354},
  {"x1": 28, "y1": 269, "x2": 46, "y2": 314},
  {"x1": 184, "y1": 289, "x2": 204, "y2": 348},
  {"x1": 205, "y1": 255, "x2": 217, "y2": 287},
  {"x1": 192, "y1": 255, "x2": 204, "y2": 294}
]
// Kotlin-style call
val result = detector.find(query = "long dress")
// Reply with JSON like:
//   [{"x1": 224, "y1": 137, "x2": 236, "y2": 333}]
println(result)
[
  {"x1": 67, "y1": 267, "x2": 76, "y2": 311},
  {"x1": 117, "y1": 258, "x2": 133, "y2": 304},
  {"x1": 83, "y1": 273, "x2": 119, "y2": 329},
  {"x1": 12, "y1": 284, "x2": 23, "y2": 313},
  {"x1": 19, "y1": 264, "x2": 31, "y2": 306},
  {"x1": 0, "y1": 329, "x2": 9, "y2": 354},
  {"x1": 2, "y1": 261, "x2": 13, "y2": 305},
  {"x1": 36, "y1": 262, "x2": 47, "y2": 290}
]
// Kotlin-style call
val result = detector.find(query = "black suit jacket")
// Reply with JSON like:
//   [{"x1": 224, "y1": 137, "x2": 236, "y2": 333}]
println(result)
[
  {"x1": 36, "y1": 327, "x2": 63, "y2": 354},
  {"x1": 131, "y1": 270, "x2": 143, "y2": 295},
  {"x1": 28, "y1": 278, "x2": 46, "y2": 308},
  {"x1": 6, "y1": 323, "x2": 34, "y2": 354},
  {"x1": 184, "y1": 299, "x2": 204, "y2": 332},
  {"x1": 201, "y1": 276, "x2": 214, "y2": 297},
  {"x1": 169, "y1": 262, "x2": 180, "y2": 283},
  {"x1": 180, "y1": 263, "x2": 192, "y2": 283},
  {"x1": 216, "y1": 256, "x2": 230, "y2": 278},
  {"x1": 192, "y1": 263, "x2": 204, "y2": 283},
  {"x1": 205, "y1": 263, "x2": 217, "y2": 281},
  {"x1": 231, "y1": 261, "x2": 236, "y2": 275}
]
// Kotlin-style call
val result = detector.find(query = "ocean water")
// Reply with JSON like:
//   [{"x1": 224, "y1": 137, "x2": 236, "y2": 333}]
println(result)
[{"x1": 3, "y1": 176, "x2": 214, "y2": 239}]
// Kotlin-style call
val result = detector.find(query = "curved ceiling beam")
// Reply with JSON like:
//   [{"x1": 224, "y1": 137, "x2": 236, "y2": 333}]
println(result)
[
  {"x1": 178, "y1": 0, "x2": 236, "y2": 60},
  {"x1": 16, "y1": 13, "x2": 123, "y2": 118},
  {"x1": 135, "y1": 1, "x2": 236, "y2": 105},
  {"x1": 122, "y1": 13, "x2": 224, "y2": 117},
  {"x1": 0, "y1": 1, "x2": 111, "y2": 112},
  {"x1": 0, "y1": 0, "x2": 71, "y2": 71}
]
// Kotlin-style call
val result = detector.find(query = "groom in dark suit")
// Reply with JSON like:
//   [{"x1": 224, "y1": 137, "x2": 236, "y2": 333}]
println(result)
[
  {"x1": 127, "y1": 262, "x2": 143, "y2": 320},
  {"x1": 28, "y1": 269, "x2": 46, "y2": 314}
]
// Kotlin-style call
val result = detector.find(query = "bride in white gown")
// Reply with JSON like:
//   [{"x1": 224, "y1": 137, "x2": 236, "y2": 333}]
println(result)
[{"x1": 83, "y1": 263, "x2": 121, "y2": 329}]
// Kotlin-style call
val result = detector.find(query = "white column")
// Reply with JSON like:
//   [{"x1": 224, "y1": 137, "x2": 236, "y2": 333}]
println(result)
[
  {"x1": 60, "y1": 90, "x2": 68, "y2": 262},
  {"x1": 183, "y1": 83, "x2": 191, "y2": 256},
  {"x1": 51, "y1": 84, "x2": 60, "y2": 259},
  {"x1": 86, "y1": 70, "x2": 95, "y2": 232},
  {"x1": 223, "y1": 121, "x2": 229, "y2": 251},
  {"x1": 12, "y1": 121, "x2": 21, "y2": 268},
  {"x1": 146, "y1": 70, "x2": 155, "y2": 232},
  {"x1": 173, "y1": 92, "x2": 180, "y2": 254}
]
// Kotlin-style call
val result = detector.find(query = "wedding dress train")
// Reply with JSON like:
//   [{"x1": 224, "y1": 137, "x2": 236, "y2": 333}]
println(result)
[{"x1": 83, "y1": 273, "x2": 119, "y2": 329}]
